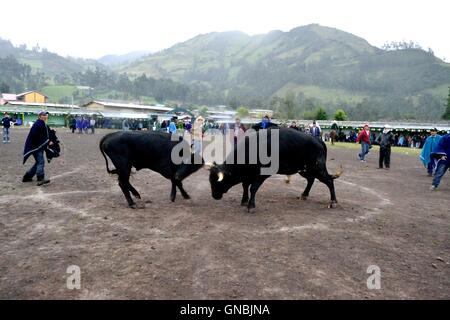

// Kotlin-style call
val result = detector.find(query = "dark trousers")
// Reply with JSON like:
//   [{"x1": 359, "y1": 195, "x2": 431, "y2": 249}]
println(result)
[
  {"x1": 25, "y1": 150, "x2": 45, "y2": 179},
  {"x1": 432, "y1": 161, "x2": 449, "y2": 187},
  {"x1": 427, "y1": 161, "x2": 435, "y2": 175},
  {"x1": 379, "y1": 147, "x2": 391, "y2": 168}
]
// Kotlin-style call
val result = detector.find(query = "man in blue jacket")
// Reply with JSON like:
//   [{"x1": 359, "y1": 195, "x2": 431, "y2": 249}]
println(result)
[
  {"x1": 420, "y1": 128, "x2": 442, "y2": 176},
  {"x1": 430, "y1": 132, "x2": 450, "y2": 190},
  {"x1": 22, "y1": 111, "x2": 52, "y2": 186}
]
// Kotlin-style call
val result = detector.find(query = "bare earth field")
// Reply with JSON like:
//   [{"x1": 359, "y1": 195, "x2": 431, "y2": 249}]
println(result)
[{"x1": 0, "y1": 128, "x2": 449, "y2": 299}]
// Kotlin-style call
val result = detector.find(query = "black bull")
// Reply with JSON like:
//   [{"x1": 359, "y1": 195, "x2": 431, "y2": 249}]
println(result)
[
  {"x1": 100, "y1": 131, "x2": 203, "y2": 208},
  {"x1": 208, "y1": 128, "x2": 342, "y2": 211}
]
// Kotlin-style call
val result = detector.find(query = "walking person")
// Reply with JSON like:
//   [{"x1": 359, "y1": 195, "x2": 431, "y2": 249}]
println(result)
[
  {"x1": 356, "y1": 123, "x2": 371, "y2": 162},
  {"x1": 2, "y1": 112, "x2": 12, "y2": 143},
  {"x1": 22, "y1": 111, "x2": 52, "y2": 186},
  {"x1": 376, "y1": 125, "x2": 395, "y2": 169},
  {"x1": 420, "y1": 128, "x2": 442, "y2": 176},
  {"x1": 430, "y1": 132, "x2": 450, "y2": 191}
]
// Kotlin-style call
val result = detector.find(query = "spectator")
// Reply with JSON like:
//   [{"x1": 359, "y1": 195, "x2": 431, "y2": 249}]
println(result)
[
  {"x1": 192, "y1": 116, "x2": 205, "y2": 155},
  {"x1": 90, "y1": 117, "x2": 96, "y2": 134},
  {"x1": 22, "y1": 111, "x2": 52, "y2": 186},
  {"x1": 376, "y1": 125, "x2": 395, "y2": 169},
  {"x1": 122, "y1": 118, "x2": 130, "y2": 131},
  {"x1": 311, "y1": 121, "x2": 321, "y2": 140},
  {"x1": 430, "y1": 133, "x2": 450, "y2": 191},
  {"x1": 356, "y1": 124, "x2": 371, "y2": 162},
  {"x1": 420, "y1": 128, "x2": 442, "y2": 176},
  {"x1": 2, "y1": 112, "x2": 12, "y2": 143}
]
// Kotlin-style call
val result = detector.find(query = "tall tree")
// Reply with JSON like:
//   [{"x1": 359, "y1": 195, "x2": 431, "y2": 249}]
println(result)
[
  {"x1": 315, "y1": 107, "x2": 328, "y2": 120},
  {"x1": 334, "y1": 109, "x2": 348, "y2": 121}
]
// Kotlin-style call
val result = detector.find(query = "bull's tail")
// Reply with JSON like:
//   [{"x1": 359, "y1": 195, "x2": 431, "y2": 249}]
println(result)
[
  {"x1": 320, "y1": 139, "x2": 343, "y2": 179},
  {"x1": 99, "y1": 135, "x2": 117, "y2": 175},
  {"x1": 331, "y1": 165, "x2": 344, "y2": 179}
]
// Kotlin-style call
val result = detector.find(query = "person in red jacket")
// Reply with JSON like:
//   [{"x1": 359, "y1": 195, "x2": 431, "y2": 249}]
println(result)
[{"x1": 356, "y1": 123, "x2": 371, "y2": 162}]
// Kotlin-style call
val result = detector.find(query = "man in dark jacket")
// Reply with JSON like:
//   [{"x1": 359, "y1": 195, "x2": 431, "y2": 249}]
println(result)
[
  {"x1": 376, "y1": 125, "x2": 395, "y2": 169},
  {"x1": 22, "y1": 111, "x2": 52, "y2": 186},
  {"x1": 2, "y1": 112, "x2": 12, "y2": 143}
]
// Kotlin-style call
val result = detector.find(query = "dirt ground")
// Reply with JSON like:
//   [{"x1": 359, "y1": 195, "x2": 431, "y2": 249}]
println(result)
[{"x1": 0, "y1": 128, "x2": 449, "y2": 299}]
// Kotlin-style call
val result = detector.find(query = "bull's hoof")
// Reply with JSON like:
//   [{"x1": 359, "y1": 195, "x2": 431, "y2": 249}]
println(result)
[
  {"x1": 247, "y1": 203, "x2": 256, "y2": 213},
  {"x1": 328, "y1": 201, "x2": 338, "y2": 209},
  {"x1": 299, "y1": 195, "x2": 308, "y2": 201},
  {"x1": 241, "y1": 200, "x2": 249, "y2": 206},
  {"x1": 182, "y1": 194, "x2": 191, "y2": 200}
]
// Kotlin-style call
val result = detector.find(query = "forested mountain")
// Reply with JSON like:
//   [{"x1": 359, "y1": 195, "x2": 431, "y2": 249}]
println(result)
[
  {"x1": 98, "y1": 51, "x2": 152, "y2": 66},
  {"x1": 1, "y1": 24, "x2": 450, "y2": 120},
  {"x1": 119, "y1": 24, "x2": 450, "y2": 120}
]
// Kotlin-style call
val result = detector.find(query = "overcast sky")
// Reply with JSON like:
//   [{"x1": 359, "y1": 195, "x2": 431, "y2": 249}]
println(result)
[{"x1": 1, "y1": 0, "x2": 449, "y2": 60}]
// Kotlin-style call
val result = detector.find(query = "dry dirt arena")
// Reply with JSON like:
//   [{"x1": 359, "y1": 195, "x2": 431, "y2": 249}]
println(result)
[{"x1": 0, "y1": 128, "x2": 449, "y2": 299}]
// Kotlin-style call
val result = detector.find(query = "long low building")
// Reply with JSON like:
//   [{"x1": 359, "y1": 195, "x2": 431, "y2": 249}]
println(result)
[{"x1": 82, "y1": 100, "x2": 173, "y2": 114}]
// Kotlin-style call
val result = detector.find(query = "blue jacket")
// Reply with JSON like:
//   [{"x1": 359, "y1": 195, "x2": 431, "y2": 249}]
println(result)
[
  {"x1": 420, "y1": 135, "x2": 441, "y2": 167},
  {"x1": 23, "y1": 119, "x2": 49, "y2": 164},
  {"x1": 431, "y1": 134, "x2": 450, "y2": 166}
]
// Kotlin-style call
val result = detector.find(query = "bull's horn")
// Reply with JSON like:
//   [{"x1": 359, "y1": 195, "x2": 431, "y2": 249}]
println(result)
[
  {"x1": 285, "y1": 175, "x2": 292, "y2": 184},
  {"x1": 204, "y1": 162, "x2": 214, "y2": 170},
  {"x1": 217, "y1": 172, "x2": 224, "y2": 182}
]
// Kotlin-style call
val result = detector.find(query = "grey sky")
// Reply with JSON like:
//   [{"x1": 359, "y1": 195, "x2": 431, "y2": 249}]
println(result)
[{"x1": 1, "y1": 0, "x2": 449, "y2": 60}]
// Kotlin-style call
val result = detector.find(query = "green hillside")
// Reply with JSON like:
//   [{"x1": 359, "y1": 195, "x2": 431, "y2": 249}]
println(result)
[{"x1": 118, "y1": 24, "x2": 450, "y2": 120}]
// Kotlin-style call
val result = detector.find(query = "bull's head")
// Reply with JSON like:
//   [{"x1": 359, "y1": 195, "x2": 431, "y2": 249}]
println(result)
[{"x1": 207, "y1": 162, "x2": 232, "y2": 200}]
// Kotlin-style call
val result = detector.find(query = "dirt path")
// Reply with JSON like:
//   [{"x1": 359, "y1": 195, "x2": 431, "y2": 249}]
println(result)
[{"x1": 0, "y1": 129, "x2": 448, "y2": 299}]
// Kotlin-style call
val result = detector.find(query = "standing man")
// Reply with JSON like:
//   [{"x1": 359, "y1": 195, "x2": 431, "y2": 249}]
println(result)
[
  {"x1": 430, "y1": 132, "x2": 450, "y2": 190},
  {"x1": 311, "y1": 121, "x2": 321, "y2": 140},
  {"x1": 2, "y1": 112, "x2": 12, "y2": 143},
  {"x1": 90, "y1": 117, "x2": 96, "y2": 134},
  {"x1": 22, "y1": 111, "x2": 52, "y2": 186},
  {"x1": 420, "y1": 128, "x2": 442, "y2": 176},
  {"x1": 233, "y1": 117, "x2": 246, "y2": 144},
  {"x1": 376, "y1": 125, "x2": 395, "y2": 169},
  {"x1": 356, "y1": 123, "x2": 371, "y2": 162}
]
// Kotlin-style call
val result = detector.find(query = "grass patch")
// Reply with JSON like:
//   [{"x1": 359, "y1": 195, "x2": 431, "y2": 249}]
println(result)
[
  {"x1": 42, "y1": 85, "x2": 77, "y2": 103},
  {"x1": 326, "y1": 142, "x2": 421, "y2": 157}
]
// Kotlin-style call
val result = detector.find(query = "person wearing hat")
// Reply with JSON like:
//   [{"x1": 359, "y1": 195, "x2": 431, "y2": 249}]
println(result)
[
  {"x1": 311, "y1": 121, "x2": 321, "y2": 140},
  {"x1": 420, "y1": 128, "x2": 442, "y2": 176},
  {"x1": 2, "y1": 112, "x2": 13, "y2": 143},
  {"x1": 376, "y1": 125, "x2": 395, "y2": 169},
  {"x1": 356, "y1": 123, "x2": 371, "y2": 162},
  {"x1": 22, "y1": 111, "x2": 52, "y2": 186}
]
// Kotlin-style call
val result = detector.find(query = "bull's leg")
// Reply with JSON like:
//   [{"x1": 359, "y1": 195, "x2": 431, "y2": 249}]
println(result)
[
  {"x1": 317, "y1": 174, "x2": 338, "y2": 208},
  {"x1": 241, "y1": 182, "x2": 250, "y2": 206},
  {"x1": 299, "y1": 174, "x2": 315, "y2": 201},
  {"x1": 118, "y1": 175, "x2": 136, "y2": 208},
  {"x1": 247, "y1": 176, "x2": 269, "y2": 212},
  {"x1": 175, "y1": 180, "x2": 190, "y2": 199},
  {"x1": 128, "y1": 182, "x2": 141, "y2": 199},
  {"x1": 170, "y1": 179, "x2": 177, "y2": 202}
]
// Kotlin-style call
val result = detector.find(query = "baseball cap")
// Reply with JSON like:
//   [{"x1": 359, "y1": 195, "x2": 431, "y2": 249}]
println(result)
[{"x1": 38, "y1": 110, "x2": 49, "y2": 116}]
